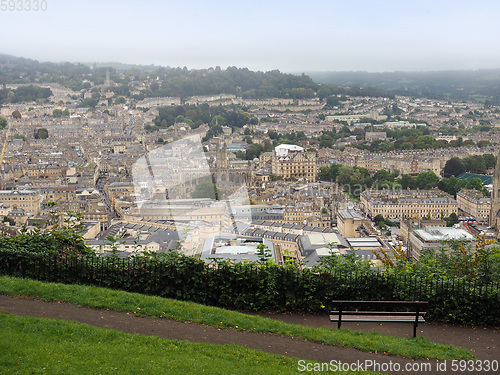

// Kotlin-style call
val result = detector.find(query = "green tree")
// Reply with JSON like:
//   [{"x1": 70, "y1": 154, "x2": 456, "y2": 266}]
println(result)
[
  {"x1": 399, "y1": 174, "x2": 416, "y2": 189},
  {"x1": 317, "y1": 87, "x2": 331, "y2": 101},
  {"x1": 0, "y1": 116, "x2": 7, "y2": 129},
  {"x1": 191, "y1": 181, "x2": 219, "y2": 200},
  {"x1": 373, "y1": 169, "x2": 392, "y2": 182},
  {"x1": 443, "y1": 158, "x2": 465, "y2": 178},
  {"x1": 415, "y1": 135, "x2": 436, "y2": 149},
  {"x1": 483, "y1": 154, "x2": 496, "y2": 169},
  {"x1": 11, "y1": 110, "x2": 21, "y2": 119},
  {"x1": 34, "y1": 128, "x2": 49, "y2": 139},
  {"x1": 246, "y1": 143, "x2": 264, "y2": 160},
  {"x1": 415, "y1": 171, "x2": 439, "y2": 189},
  {"x1": 462, "y1": 155, "x2": 486, "y2": 174},
  {"x1": 465, "y1": 177, "x2": 483, "y2": 192},
  {"x1": 444, "y1": 212, "x2": 459, "y2": 227},
  {"x1": 454, "y1": 179, "x2": 468, "y2": 194},
  {"x1": 326, "y1": 95, "x2": 340, "y2": 107}
]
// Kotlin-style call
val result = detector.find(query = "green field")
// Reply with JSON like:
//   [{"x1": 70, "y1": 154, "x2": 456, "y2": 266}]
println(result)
[{"x1": 0, "y1": 276, "x2": 474, "y2": 361}]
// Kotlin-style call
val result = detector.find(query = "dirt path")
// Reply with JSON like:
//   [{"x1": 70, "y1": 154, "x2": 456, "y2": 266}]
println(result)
[{"x1": 1, "y1": 295, "x2": 498, "y2": 374}]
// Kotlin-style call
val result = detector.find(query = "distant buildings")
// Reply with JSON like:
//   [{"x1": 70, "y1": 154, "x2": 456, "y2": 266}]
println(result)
[
  {"x1": 271, "y1": 144, "x2": 317, "y2": 182},
  {"x1": 361, "y1": 188, "x2": 457, "y2": 220},
  {"x1": 0, "y1": 190, "x2": 42, "y2": 216},
  {"x1": 407, "y1": 226, "x2": 475, "y2": 261},
  {"x1": 336, "y1": 209, "x2": 373, "y2": 238},
  {"x1": 456, "y1": 189, "x2": 490, "y2": 223}
]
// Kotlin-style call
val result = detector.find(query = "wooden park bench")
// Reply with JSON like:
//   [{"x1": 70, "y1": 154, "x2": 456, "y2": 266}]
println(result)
[{"x1": 330, "y1": 300, "x2": 428, "y2": 337}]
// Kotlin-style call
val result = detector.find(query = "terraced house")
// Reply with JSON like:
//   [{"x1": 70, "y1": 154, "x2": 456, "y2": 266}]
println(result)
[{"x1": 360, "y1": 188, "x2": 457, "y2": 220}]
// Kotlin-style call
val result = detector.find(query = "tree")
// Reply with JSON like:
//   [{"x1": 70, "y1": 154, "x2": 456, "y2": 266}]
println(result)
[
  {"x1": 373, "y1": 169, "x2": 392, "y2": 182},
  {"x1": 465, "y1": 177, "x2": 484, "y2": 192},
  {"x1": 12, "y1": 110, "x2": 21, "y2": 119},
  {"x1": 317, "y1": 87, "x2": 331, "y2": 101},
  {"x1": 462, "y1": 155, "x2": 486, "y2": 174},
  {"x1": 399, "y1": 174, "x2": 416, "y2": 189},
  {"x1": 438, "y1": 176, "x2": 458, "y2": 196},
  {"x1": 443, "y1": 158, "x2": 465, "y2": 178},
  {"x1": 246, "y1": 143, "x2": 264, "y2": 160},
  {"x1": 415, "y1": 135, "x2": 436, "y2": 149},
  {"x1": 483, "y1": 154, "x2": 497, "y2": 169},
  {"x1": 34, "y1": 128, "x2": 49, "y2": 139},
  {"x1": 374, "y1": 214, "x2": 385, "y2": 225},
  {"x1": 415, "y1": 171, "x2": 439, "y2": 189},
  {"x1": 444, "y1": 212, "x2": 459, "y2": 227},
  {"x1": 454, "y1": 179, "x2": 468, "y2": 194},
  {"x1": 191, "y1": 181, "x2": 219, "y2": 200},
  {"x1": 0, "y1": 116, "x2": 7, "y2": 129},
  {"x1": 326, "y1": 95, "x2": 340, "y2": 107}
]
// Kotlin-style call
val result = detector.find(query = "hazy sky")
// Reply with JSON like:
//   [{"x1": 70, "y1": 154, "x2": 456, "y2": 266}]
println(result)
[{"x1": 1, "y1": 0, "x2": 499, "y2": 72}]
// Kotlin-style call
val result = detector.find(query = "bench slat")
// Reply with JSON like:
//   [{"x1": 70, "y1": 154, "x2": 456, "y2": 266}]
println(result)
[
  {"x1": 330, "y1": 311, "x2": 426, "y2": 316},
  {"x1": 331, "y1": 318, "x2": 425, "y2": 323},
  {"x1": 331, "y1": 301, "x2": 428, "y2": 309}
]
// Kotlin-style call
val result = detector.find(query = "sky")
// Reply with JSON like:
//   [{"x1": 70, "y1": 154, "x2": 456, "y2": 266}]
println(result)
[{"x1": 1, "y1": 0, "x2": 499, "y2": 73}]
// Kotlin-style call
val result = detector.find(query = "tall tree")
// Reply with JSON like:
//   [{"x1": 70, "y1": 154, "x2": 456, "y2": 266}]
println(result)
[
  {"x1": 34, "y1": 128, "x2": 49, "y2": 139},
  {"x1": 443, "y1": 158, "x2": 465, "y2": 178},
  {"x1": 415, "y1": 171, "x2": 439, "y2": 190}
]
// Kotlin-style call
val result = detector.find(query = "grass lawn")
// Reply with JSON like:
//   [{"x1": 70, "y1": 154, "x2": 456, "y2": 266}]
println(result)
[
  {"x1": 1, "y1": 313, "x2": 377, "y2": 375},
  {"x1": 0, "y1": 276, "x2": 474, "y2": 361}
]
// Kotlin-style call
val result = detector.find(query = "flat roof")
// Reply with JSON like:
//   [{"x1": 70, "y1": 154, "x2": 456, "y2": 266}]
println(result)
[{"x1": 414, "y1": 226, "x2": 474, "y2": 242}]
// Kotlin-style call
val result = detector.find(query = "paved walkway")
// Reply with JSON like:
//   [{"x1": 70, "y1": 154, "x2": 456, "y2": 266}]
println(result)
[{"x1": 1, "y1": 295, "x2": 498, "y2": 374}]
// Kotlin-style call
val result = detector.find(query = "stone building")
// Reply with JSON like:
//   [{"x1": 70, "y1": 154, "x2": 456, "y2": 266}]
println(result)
[
  {"x1": 360, "y1": 188, "x2": 457, "y2": 220},
  {"x1": 271, "y1": 144, "x2": 317, "y2": 182},
  {"x1": 0, "y1": 189, "x2": 42, "y2": 216},
  {"x1": 456, "y1": 189, "x2": 490, "y2": 223}
]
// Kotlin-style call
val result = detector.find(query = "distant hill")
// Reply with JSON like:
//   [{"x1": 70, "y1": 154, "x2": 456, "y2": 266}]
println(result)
[{"x1": 305, "y1": 70, "x2": 500, "y2": 103}]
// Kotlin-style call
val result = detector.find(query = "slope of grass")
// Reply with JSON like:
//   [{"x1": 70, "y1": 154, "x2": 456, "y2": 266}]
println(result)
[
  {"x1": 0, "y1": 276, "x2": 474, "y2": 360},
  {"x1": 2, "y1": 313, "x2": 378, "y2": 375}
]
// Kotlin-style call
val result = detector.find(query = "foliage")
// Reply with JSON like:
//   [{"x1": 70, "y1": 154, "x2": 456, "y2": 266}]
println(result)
[
  {"x1": 308, "y1": 69, "x2": 500, "y2": 104},
  {"x1": 34, "y1": 127, "x2": 49, "y2": 139},
  {"x1": 0, "y1": 211, "x2": 92, "y2": 257},
  {"x1": 52, "y1": 108, "x2": 70, "y2": 117},
  {"x1": 0, "y1": 116, "x2": 7, "y2": 129},
  {"x1": 372, "y1": 243, "x2": 409, "y2": 273},
  {"x1": 443, "y1": 158, "x2": 465, "y2": 178},
  {"x1": 313, "y1": 244, "x2": 371, "y2": 274},
  {"x1": 0, "y1": 84, "x2": 52, "y2": 104},
  {"x1": 191, "y1": 181, "x2": 219, "y2": 200},
  {"x1": 443, "y1": 212, "x2": 459, "y2": 227},
  {"x1": 0, "y1": 212, "x2": 498, "y2": 327},
  {"x1": 318, "y1": 164, "x2": 372, "y2": 197}
]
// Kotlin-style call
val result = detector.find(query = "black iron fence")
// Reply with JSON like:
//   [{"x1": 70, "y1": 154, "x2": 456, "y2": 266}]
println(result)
[{"x1": 1, "y1": 250, "x2": 498, "y2": 326}]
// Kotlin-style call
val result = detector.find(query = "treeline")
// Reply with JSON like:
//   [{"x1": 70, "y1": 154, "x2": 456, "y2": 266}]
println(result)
[
  {"x1": 318, "y1": 163, "x2": 489, "y2": 198},
  {"x1": 307, "y1": 69, "x2": 500, "y2": 104},
  {"x1": 0, "y1": 54, "x2": 396, "y2": 101},
  {"x1": 146, "y1": 104, "x2": 259, "y2": 143},
  {"x1": 444, "y1": 154, "x2": 496, "y2": 177},
  {"x1": 0, "y1": 84, "x2": 52, "y2": 104},
  {"x1": 356, "y1": 126, "x2": 491, "y2": 152}
]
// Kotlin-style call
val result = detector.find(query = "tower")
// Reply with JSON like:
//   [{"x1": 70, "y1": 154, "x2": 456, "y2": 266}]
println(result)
[
  {"x1": 105, "y1": 69, "x2": 111, "y2": 87},
  {"x1": 489, "y1": 148, "x2": 500, "y2": 232}
]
